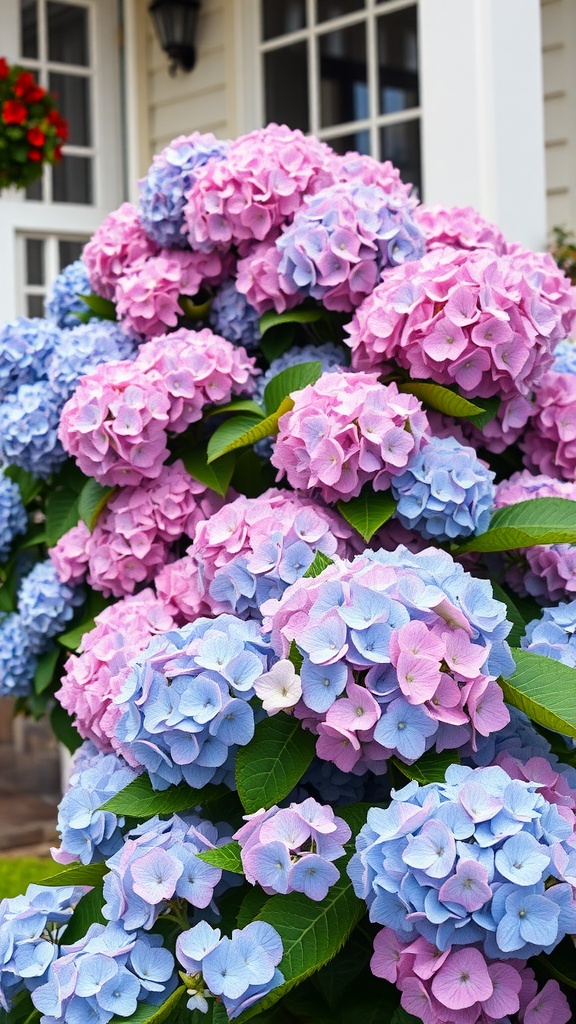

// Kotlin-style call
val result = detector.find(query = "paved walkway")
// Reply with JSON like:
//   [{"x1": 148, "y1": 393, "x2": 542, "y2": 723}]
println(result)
[{"x1": 0, "y1": 728, "x2": 60, "y2": 853}]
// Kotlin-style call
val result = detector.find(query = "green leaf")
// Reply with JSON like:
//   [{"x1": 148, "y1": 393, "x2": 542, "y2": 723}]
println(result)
[
  {"x1": 183, "y1": 445, "x2": 236, "y2": 497},
  {"x1": 197, "y1": 841, "x2": 244, "y2": 873},
  {"x1": 465, "y1": 395, "x2": 501, "y2": 430},
  {"x1": 263, "y1": 361, "x2": 322, "y2": 416},
  {"x1": 303, "y1": 551, "x2": 334, "y2": 578},
  {"x1": 205, "y1": 399, "x2": 266, "y2": 419},
  {"x1": 101, "y1": 774, "x2": 230, "y2": 818},
  {"x1": 78, "y1": 479, "x2": 115, "y2": 531},
  {"x1": 259, "y1": 323, "x2": 296, "y2": 363},
  {"x1": 109, "y1": 985, "x2": 187, "y2": 1024},
  {"x1": 45, "y1": 487, "x2": 80, "y2": 547},
  {"x1": 33, "y1": 646, "x2": 60, "y2": 694},
  {"x1": 500, "y1": 649, "x2": 576, "y2": 739},
  {"x1": 337, "y1": 489, "x2": 397, "y2": 543},
  {"x1": 62, "y1": 884, "x2": 106, "y2": 945},
  {"x1": 50, "y1": 703, "x2": 83, "y2": 754},
  {"x1": 390, "y1": 1010, "x2": 421, "y2": 1024},
  {"x1": 38, "y1": 862, "x2": 106, "y2": 887},
  {"x1": 4, "y1": 466, "x2": 43, "y2": 505},
  {"x1": 237, "y1": 887, "x2": 271, "y2": 929},
  {"x1": 490, "y1": 583, "x2": 527, "y2": 648},
  {"x1": 77, "y1": 292, "x2": 117, "y2": 321},
  {"x1": 57, "y1": 618, "x2": 95, "y2": 651},
  {"x1": 392, "y1": 749, "x2": 459, "y2": 785},
  {"x1": 0, "y1": 990, "x2": 38, "y2": 1024},
  {"x1": 236, "y1": 716, "x2": 316, "y2": 814},
  {"x1": 288, "y1": 639, "x2": 303, "y2": 675},
  {"x1": 259, "y1": 308, "x2": 324, "y2": 335},
  {"x1": 399, "y1": 381, "x2": 487, "y2": 417},
  {"x1": 456, "y1": 497, "x2": 576, "y2": 553},
  {"x1": 207, "y1": 401, "x2": 293, "y2": 463},
  {"x1": 179, "y1": 294, "x2": 212, "y2": 320},
  {"x1": 538, "y1": 937, "x2": 576, "y2": 991},
  {"x1": 19, "y1": 531, "x2": 48, "y2": 549}
]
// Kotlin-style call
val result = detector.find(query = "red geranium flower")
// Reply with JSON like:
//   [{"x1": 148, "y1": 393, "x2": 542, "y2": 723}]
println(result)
[
  {"x1": 27, "y1": 126, "x2": 45, "y2": 147},
  {"x1": 28, "y1": 148, "x2": 42, "y2": 161},
  {"x1": 0, "y1": 58, "x2": 9, "y2": 80},
  {"x1": 2, "y1": 100, "x2": 28, "y2": 125}
]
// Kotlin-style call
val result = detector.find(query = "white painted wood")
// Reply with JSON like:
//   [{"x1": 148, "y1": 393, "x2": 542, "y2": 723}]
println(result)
[{"x1": 541, "y1": 0, "x2": 576, "y2": 232}]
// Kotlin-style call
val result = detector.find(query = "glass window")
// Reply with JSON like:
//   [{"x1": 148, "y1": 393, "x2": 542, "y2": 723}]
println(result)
[
  {"x1": 380, "y1": 119, "x2": 421, "y2": 196},
  {"x1": 49, "y1": 72, "x2": 91, "y2": 147},
  {"x1": 378, "y1": 8, "x2": 419, "y2": 116},
  {"x1": 326, "y1": 129, "x2": 370, "y2": 155},
  {"x1": 319, "y1": 23, "x2": 368, "y2": 128},
  {"x1": 27, "y1": 295, "x2": 45, "y2": 317},
  {"x1": 262, "y1": 0, "x2": 306, "y2": 40},
  {"x1": 26, "y1": 238, "x2": 45, "y2": 285},
  {"x1": 20, "y1": 0, "x2": 39, "y2": 59},
  {"x1": 52, "y1": 155, "x2": 92, "y2": 204},
  {"x1": 317, "y1": 0, "x2": 364, "y2": 22},
  {"x1": 265, "y1": 43, "x2": 309, "y2": 132},
  {"x1": 47, "y1": 2, "x2": 89, "y2": 65},
  {"x1": 59, "y1": 238, "x2": 86, "y2": 268}
]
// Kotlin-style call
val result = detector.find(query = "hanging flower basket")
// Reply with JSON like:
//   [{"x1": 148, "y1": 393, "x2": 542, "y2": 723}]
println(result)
[{"x1": 0, "y1": 56, "x2": 68, "y2": 192}]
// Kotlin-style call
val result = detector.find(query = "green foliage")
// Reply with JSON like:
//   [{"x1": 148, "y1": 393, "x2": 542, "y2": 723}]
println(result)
[
  {"x1": 101, "y1": 775, "x2": 239, "y2": 822},
  {"x1": 501, "y1": 649, "x2": 576, "y2": 739},
  {"x1": 3, "y1": 466, "x2": 43, "y2": 506},
  {"x1": 57, "y1": 618, "x2": 96, "y2": 651},
  {"x1": 303, "y1": 551, "x2": 334, "y2": 578},
  {"x1": 197, "y1": 841, "x2": 244, "y2": 873},
  {"x1": 399, "y1": 381, "x2": 489, "y2": 418},
  {"x1": 33, "y1": 645, "x2": 60, "y2": 694},
  {"x1": 337, "y1": 489, "x2": 397, "y2": 543},
  {"x1": 183, "y1": 445, "x2": 236, "y2": 497},
  {"x1": 38, "y1": 862, "x2": 106, "y2": 887},
  {"x1": 263, "y1": 361, "x2": 322, "y2": 416},
  {"x1": 392, "y1": 749, "x2": 459, "y2": 785},
  {"x1": 490, "y1": 582, "x2": 527, "y2": 648},
  {"x1": 77, "y1": 293, "x2": 117, "y2": 321},
  {"x1": 259, "y1": 308, "x2": 324, "y2": 336},
  {"x1": 207, "y1": 405, "x2": 291, "y2": 463},
  {"x1": 49, "y1": 703, "x2": 83, "y2": 754},
  {"x1": 62, "y1": 884, "x2": 106, "y2": 945},
  {"x1": 236, "y1": 715, "x2": 316, "y2": 814},
  {"x1": 456, "y1": 497, "x2": 576, "y2": 552},
  {"x1": 109, "y1": 986, "x2": 188, "y2": 1024},
  {"x1": 78, "y1": 479, "x2": 115, "y2": 531},
  {"x1": 44, "y1": 485, "x2": 80, "y2": 547},
  {"x1": 288, "y1": 640, "x2": 303, "y2": 675}
]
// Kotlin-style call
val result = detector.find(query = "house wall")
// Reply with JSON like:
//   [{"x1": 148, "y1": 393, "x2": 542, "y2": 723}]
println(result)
[{"x1": 541, "y1": 0, "x2": 576, "y2": 232}]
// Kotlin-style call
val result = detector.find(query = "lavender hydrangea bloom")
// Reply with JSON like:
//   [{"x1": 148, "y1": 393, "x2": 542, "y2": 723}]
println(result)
[
  {"x1": 553, "y1": 337, "x2": 576, "y2": 375},
  {"x1": 470, "y1": 704, "x2": 555, "y2": 766},
  {"x1": 348, "y1": 764, "x2": 576, "y2": 960},
  {"x1": 0, "y1": 318, "x2": 60, "y2": 401},
  {"x1": 0, "y1": 613, "x2": 37, "y2": 696},
  {"x1": 209, "y1": 279, "x2": 262, "y2": 353},
  {"x1": 0, "y1": 382, "x2": 67, "y2": 477},
  {"x1": 521, "y1": 601, "x2": 576, "y2": 668},
  {"x1": 103, "y1": 813, "x2": 232, "y2": 931},
  {"x1": 391, "y1": 436, "x2": 495, "y2": 541},
  {"x1": 54, "y1": 742, "x2": 141, "y2": 866},
  {"x1": 31, "y1": 922, "x2": 177, "y2": 1023},
  {"x1": 113, "y1": 615, "x2": 276, "y2": 789},
  {"x1": 139, "y1": 132, "x2": 230, "y2": 248},
  {"x1": 0, "y1": 883, "x2": 84, "y2": 1011},
  {"x1": 0, "y1": 472, "x2": 27, "y2": 562},
  {"x1": 18, "y1": 560, "x2": 84, "y2": 655},
  {"x1": 44, "y1": 260, "x2": 94, "y2": 328},
  {"x1": 48, "y1": 321, "x2": 138, "y2": 401}
]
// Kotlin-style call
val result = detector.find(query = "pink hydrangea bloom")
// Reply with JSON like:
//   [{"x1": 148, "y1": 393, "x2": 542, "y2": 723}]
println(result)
[
  {"x1": 156, "y1": 487, "x2": 360, "y2": 622},
  {"x1": 56, "y1": 589, "x2": 175, "y2": 752},
  {"x1": 134, "y1": 327, "x2": 258, "y2": 431},
  {"x1": 522, "y1": 369, "x2": 576, "y2": 480},
  {"x1": 82, "y1": 202, "x2": 159, "y2": 301},
  {"x1": 413, "y1": 204, "x2": 508, "y2": 254},
  {"x1": 114, "y1": 248, "x2": 233, "y2": 339},
  {"x1": 50, "y1": 461, "x2": 224, "y2": 599},
  {"x1": 271, "y1": 371, "x2": 430, "y2": 503},
  {"x1": 495, "y1": 752, "x2": 576, "y2": 821},
  {"x1": 58, "y1": 361, "x2": 170, "y2": 487},
  {"x1": 345, "y1": 247, "x2": 576, "y2": 402},
  {"x1": 183, "y1": 123, "x2": 335, "y2": 252},
  {"x1": 236, "y1": 240, "x2": 301, "y2": 316},
  {"x1": 493, "y1": 470, "x2": 576, "y2": 603}
]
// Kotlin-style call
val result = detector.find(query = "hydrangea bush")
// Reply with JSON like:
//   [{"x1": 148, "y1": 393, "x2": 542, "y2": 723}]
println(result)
[{"x1": 2, "y1": 122, "x2": 576, "y2": 1024}]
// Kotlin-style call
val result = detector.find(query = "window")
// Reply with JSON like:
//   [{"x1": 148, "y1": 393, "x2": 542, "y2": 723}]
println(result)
[
  {"x1": 259, "y1": 0, "x2": 422, "y2": 196},
  {"x1": 20, "y1": 234, "x2": 89, "y2": 317}
]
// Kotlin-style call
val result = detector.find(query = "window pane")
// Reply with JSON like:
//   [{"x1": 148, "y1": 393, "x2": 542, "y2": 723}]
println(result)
[
  {"x1": 53, "y1": 155, "x2": 92, "y2": 204},
  {"x1": 317, "y1": 0, "x2": 365, "y2": 22},
  {"x1": 26, "y1": 175, "x2": 44, "y2": 201},
  {"x1": 27, "y1": 294, "x2": 45, "y2": 317},
  {"x1": 378, "y1": 7, "x2": 419, "y2": 115},
  {"x1": 262, "y1": 0, "x2": 306, "y2": 40},
  {"x1": 20, "y1": 0, "x2": 38, "y2": 59},
  {"x1": 47, "y1": 2, "x2": 89, "y2": 65},
  {"x1": 265, "y1": 43, "x2": 309, "y2": 132},
  {"x1": 59, "y1": 238, "x2": 87, "y2": 269},
  {"x1": 49, "y1": 72, "x2": 91, "y2": 146},
  {"x1": 380, "y1": 119, "x2": 421, "y2": 197},
  {"x1": 26, "y1": 238, "x2": 45, "y2": 285},
  {"x1": 319, "y1": 23, "x2": 367, "y2": 128},
  {"x1": 325, "y1": 129, "x2": 371, "y2": 155}
]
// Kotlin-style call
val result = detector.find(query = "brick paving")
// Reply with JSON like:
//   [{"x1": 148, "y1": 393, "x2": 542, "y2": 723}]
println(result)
[{"x1": 0, "y1": 714, "x2": 60, "y2": 852}]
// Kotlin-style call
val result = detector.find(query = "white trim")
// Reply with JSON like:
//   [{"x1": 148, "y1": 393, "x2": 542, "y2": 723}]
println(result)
[{"x1": 123, "y1": 0, "x2": 151, "y2": 200}]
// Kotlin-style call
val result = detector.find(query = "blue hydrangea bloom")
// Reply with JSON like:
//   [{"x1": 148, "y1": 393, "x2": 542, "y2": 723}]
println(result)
[
  {"x1": 470, "y1": 704, "x2": 555, "y2": 766},
  {"x1": 0, "y1": 883, "x2": 83, "y2": 1011},
  {"x1": 0, "y1": 318, "x2": 60, "y2": 401},
  {"x1": 209, "y1": 278, "x2": 261, "y2": 353},
  {"x1": 44, "y1": 260, "x2": 94, "y2": 329},
  {"x1": 0, "y1": 613, "x2": 37, "y2": 697},
  {"x1": 521, "y1": 600, "x2": 576, "y2": 668},
  {"x1": 18, "y1": 560, "x2": 84, "y2": 655},
  {"x1": 0, "y1": 382, "x2": 67, "y2": 477},
  {"x1": 114, "y1": 615, "x2": 276, "y2": 790},
  {"x1": 553, "y1": 337, "x2": 576, "y2": 374},
  {"x1": 348, "y1": 763, "x2": 576, "y2": 960},
  {"x1": 368, "y1": 545, "x2": 515, "y2": 678},
  {"x1": 391, "y1": 436, "x2": 495, "y2": 541},
  {"x1": 48, "y1": 321, "x2": 138, "y2": 402},
  {"x1": 31, "y1": 922, "x2": 176, "y2": 1023},
  {"x1": 139, "y1": 132, "x2": 230, "y2": 248},
  {"x1": 0, "y1": 472, "x2": 27, "y2": 562},
  {"x1": 55, "y1": 742, "x2": 140, "y2": 866}
]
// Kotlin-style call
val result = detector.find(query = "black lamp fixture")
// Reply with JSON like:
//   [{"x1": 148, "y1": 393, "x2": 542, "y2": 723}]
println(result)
[{"x1": 148, "y1": 0, "x2": 202, "y2": 75}]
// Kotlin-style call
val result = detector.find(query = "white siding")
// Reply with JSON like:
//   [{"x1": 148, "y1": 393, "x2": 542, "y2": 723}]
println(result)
[{"x1": 541, "y1": 0, "x2": 576, "y2": 231}]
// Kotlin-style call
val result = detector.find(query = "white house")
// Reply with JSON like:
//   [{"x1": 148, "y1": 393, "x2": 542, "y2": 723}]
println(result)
[{"x1": 0, "y1": 0, "x2": 573, "y2": 321}]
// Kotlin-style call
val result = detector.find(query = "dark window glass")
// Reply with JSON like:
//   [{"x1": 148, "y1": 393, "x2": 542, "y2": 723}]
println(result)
[
  {"x1": 26, "y1": 238, "x2": 45, "y2": 285},
  {"x1": 380, "y1": 119, "x2": 421, "y2": 197},
  {"x1": 49, "y1": 72, "x2": 90, "y2": 146},
  {"x1": 27, "y1": 294, "x2": 45, "y2": 317},
  {"x1": 26, "y1": 176, "x2": 43, "y2": 201},
  {"x1": 378, "y1": 7, "x2": 419, "y2": 115},
  {"x1": 264, "y1": 43, "x2": 309, "y2": 132},
  {"x1": 262, "y1": 0, "x2": 306, "y2": 39},
  {"x1": 53, "y1": 155, "x2": 92, "y2": 204},
  {"x1": 47, "y1": 2, "x2": 89, "y2": 65},
  {"x1": 317, "y1": 0, "x2": 364, "y2": 22},
  {"x1": 326, "y1": 129, "x2": 371, "y2": 156},
  {"x1": 59, "y1": 238, "x2": 86, "y2": 269},
  {"x1": 20, "y1": 0, "x2": 38, "y2": 59},
  {"x1": 319, "y1": 23, "x2": 367, "y2": 128}
]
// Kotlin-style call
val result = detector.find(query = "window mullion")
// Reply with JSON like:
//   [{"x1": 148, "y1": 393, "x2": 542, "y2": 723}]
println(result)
[
  {"x1": 366, "y1": 0, "x2": 379, "y2": 158},
  {"x1": 307, "y1": 0, "x2": 319, "y2": 136}
]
